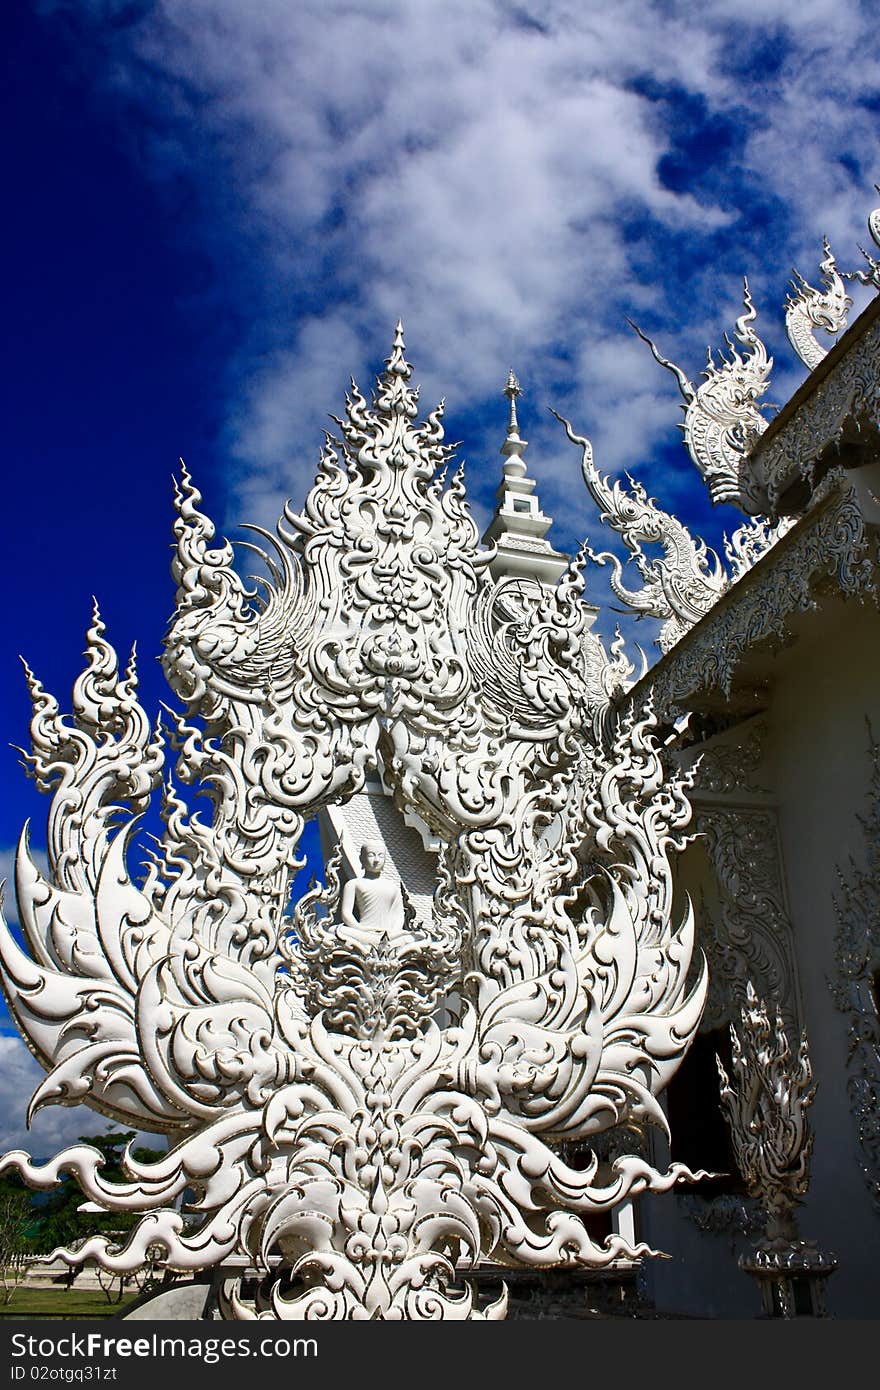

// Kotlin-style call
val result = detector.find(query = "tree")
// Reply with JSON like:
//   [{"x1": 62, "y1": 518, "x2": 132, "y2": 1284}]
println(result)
[
  {"x1": 31, "y1": 1130, "x2": 165, "y2": 1290},
  {"x1": 0, "y1": 1191, "x2": 34, "y2": 1304}
]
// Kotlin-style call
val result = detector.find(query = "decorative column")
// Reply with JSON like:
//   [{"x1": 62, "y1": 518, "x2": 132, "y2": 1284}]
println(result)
[{"x1": 718, "y1": 983, "x2": 837, "y2": 1317}]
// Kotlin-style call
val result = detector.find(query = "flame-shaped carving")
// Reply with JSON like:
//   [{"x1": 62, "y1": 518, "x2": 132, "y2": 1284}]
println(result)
[
  {"x1": 723, "y1": 516, "x2": 797, "y2": 583},
  {"x1": 552, "y1": 411, "x2": 727, "y2": 653},
  {"x1": 717, "y1": 982, "x2": 815, "y2": 1243},
  {"x1": 552, "y1": 411, "x2": 795, "y2": 655}
]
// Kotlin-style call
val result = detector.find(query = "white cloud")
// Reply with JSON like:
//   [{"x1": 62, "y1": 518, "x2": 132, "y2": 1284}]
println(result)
[
  {"x1": 0, "y1": 1034, "x2": 129, "y2": 1159},
  {"x1": 43, "y1": 1, "x2": 880, "y2": 550}
]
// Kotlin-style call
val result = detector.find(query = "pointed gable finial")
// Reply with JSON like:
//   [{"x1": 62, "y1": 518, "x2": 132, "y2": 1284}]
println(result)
[
  {"x1": 500, "y1": 370, "x2": 527, "y2": 471},
  {"x1": 504, "y1": 370, "x2": 522, "y2": 438},
  {"x1": 841, "y1": 185, "x2": 880, "y2": 290},
  {"x1": 376, "y1": 320, "x2": 417, "y2": 418},
  {"x1": 386, "y1": 320, "x2": 409, "y2": 377}
]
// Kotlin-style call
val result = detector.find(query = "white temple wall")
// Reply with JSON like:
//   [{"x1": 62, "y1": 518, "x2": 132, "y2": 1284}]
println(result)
[
  {"x1": 764, "y1": 592, "x2": 880, "y2": 1317},
  {"x1": 641, "y1": 588, "x2": 880, "y2": 1317},
  {"x1": 640, "y1": 1142, "x2": 758, "y2": 1317}
]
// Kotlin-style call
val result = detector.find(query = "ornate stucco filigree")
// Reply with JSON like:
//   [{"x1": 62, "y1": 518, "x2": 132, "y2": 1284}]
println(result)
[
  {"x1": 679, "y1": 1193, "x2": 766, "y2": 1246},
  {"x1": 630, "y1": 280, "x2": 772, "y2": 512},
  {"x1": 640, "y1": 471, "x2": 876, "y2": 719},
  {"x1": 718, "y1": 984, "x2": 836, "y2": 1312},
  {"x1": 830, "y1": 723, "x2": 880, "y2": 1213},
  {"x1": 749, "y1": 310, "x2": 880, "y2": 509},
  {"x1": 784, "y1": 238, "x2": 851, "y2": 372},
  {"x1": 0, "y1": 328, "x2": 709, "y2": 1320},
  {"x1": 689, "y1": 719, "x2": 769, "y2": 797},
  {"x1": 723, "y1": 517, "x2": 796, "y2": 584},
  {"x1": 670, "y1": 718, "x2": 798, "y2": 1054},
  {"x1": 692, "y1": 808, "x2": 799, "y2": 1035}
]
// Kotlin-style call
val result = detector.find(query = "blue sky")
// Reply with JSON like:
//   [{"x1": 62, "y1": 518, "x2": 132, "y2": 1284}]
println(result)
[{"x1": 1, "y1": 0, "x2": 878, "y2": 1151}]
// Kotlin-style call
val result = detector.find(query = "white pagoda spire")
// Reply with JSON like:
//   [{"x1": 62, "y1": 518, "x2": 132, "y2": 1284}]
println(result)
[{"x1": 482, "y1": 371, "x2": 570, "y2": 585}]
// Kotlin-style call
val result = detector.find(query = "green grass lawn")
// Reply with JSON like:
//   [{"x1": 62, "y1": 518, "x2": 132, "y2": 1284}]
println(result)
[{"x1": 0, "y1": 1286, "x2": 140, "y2": 1319}]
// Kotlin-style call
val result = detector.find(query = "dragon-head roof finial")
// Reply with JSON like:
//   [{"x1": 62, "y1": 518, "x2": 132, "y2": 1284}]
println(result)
[
  {"x1": 785, "y1": 238, "x2": 851, "y2": 370},
  {"x1": 629, "y1": 280, "x2": 771, "y2": 512},
  {"x1": 841, "y1": 186, "x2": 880, "y2": 290}
]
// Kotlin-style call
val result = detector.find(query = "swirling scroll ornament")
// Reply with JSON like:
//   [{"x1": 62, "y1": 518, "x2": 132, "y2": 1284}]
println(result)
[
  {"x1": 718, "y1": 985, "x2": 836, "y2": 1314},
  {"x1": 553, "y1": 414, "x2": 791, "y2": 656},
  {"x1": 723, "y1": 516, "x2": 796, "y2": 583},
  {"x1": 628, "y1": 470, "x2": 875, "y2": 718},
  {"x1": 692, "y1": 806, "x2": 799, "y2": 1037},
  {"x1": 0, "y1": 328, "x2": 708, "y2": 1320}
]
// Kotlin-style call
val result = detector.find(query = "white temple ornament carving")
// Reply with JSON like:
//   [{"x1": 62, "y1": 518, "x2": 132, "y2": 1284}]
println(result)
[
  {"x1": 677, "y1": 719, "x2": 800, "y2": 1034},
  {"x1": 841, "y1": 188, "x2": 880, "y2": 291},
  {"x1": 482, "y1": 372, "x2": 569, "y2": 587},
  {"x1": 687, "y1": 803, "x2": 799, "y2": 1039},
  {"x1": 686, "y1": 719, "x2": 770, "y2": 798},
  {"x1": 630, "y1": 280, "x2": 772, "y2": 513},
  {"x1": 718, "y1": 984, "x2": 836, "y2": 1316},
  {"x1": 722, "y1": 516, "x2": 796, "y2": 584},
  {"x1": 784, "y1": 238, "x2": 851, "y2": 372},
  {"x1": 718, "y1": 990, "x2": 813, "y2": 1216},
  {"x1": 622, "y1": 190, "x2": 880, "y2": 526},
  {"x1": 0, "y1": 328, "x2": 710, "y2": 1320},
  {"x1": 633, "y1": 470, "x2": 876, "y2": 721},
  {"x1": 749, "y1": 316, "x2": 880, "y2": 512},
  {"x1": 554, "y1": 414, "x2": 800, "y2": 659},
  {"x1": 553, "y1": 412, "x2": 727, "y2": 655}
]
